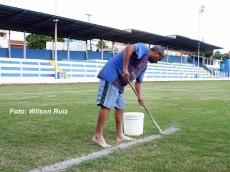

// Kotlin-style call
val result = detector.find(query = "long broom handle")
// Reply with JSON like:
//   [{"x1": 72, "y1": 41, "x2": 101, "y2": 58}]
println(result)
[{"x1": 127, "y1": 80, "x2": 163, "y2": 133}]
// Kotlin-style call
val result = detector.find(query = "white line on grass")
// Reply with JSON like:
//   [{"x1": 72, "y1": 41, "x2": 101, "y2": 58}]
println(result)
[
  {"x1": 28, "y1": 127, "x2": 180, "y2": 172},
  {"x1": 29, "y1": 135, "x2": 161, "y2": 172}
]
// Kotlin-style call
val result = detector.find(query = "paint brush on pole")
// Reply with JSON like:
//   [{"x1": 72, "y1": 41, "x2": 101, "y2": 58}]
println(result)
[{"x1": 127, "y1": 80, "x2": 163, "y2": 133}]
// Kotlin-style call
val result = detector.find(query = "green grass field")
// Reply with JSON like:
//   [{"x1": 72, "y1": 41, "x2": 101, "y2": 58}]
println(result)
[{"x1": 0, "y1": 81, "x2": 230, "y2": 172}]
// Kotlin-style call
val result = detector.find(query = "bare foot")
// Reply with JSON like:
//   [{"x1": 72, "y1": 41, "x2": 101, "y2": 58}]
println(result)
[
  {"x1": 92, "y1": 135, "x2": 111, "y2": 148},
  {"x1": 116, "y1": 135, "x2": 135, "y2": 142}
]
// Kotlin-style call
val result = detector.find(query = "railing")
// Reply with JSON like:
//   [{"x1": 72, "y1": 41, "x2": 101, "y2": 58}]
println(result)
[
  {"x1": 0, "y1": 58, "x2": 54, "y2": 78},
  {"x1": 0, "y1": 58, "x2": 229, "y2": 84},
  {"x1": 203, "y1": 64, "x2": 214, "y2": 74},
  {"x1": 58, "y1": 61, "x2": 104, "y2": 78},
  {"x1": 213, "y1": 71, "x2": 229, "y2": 78}
]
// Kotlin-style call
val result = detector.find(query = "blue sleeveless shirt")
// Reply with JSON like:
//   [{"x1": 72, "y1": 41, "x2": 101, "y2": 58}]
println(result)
[{"x1": 97, "y1": 43, "x2": 149, "y2": 92}]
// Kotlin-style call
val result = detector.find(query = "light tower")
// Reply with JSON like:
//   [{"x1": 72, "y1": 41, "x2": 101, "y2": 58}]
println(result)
[
  {"x1": 86, "y1": 14, "x2": 92, "y2": 51},
  {"x1": 198, "y1": 5, "x2": 205, "y2": 41}
]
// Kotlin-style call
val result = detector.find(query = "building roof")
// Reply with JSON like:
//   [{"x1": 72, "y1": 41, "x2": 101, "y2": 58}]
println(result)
[
  {"x1": 0, "y1": 4, "x2": 222, "y2": 52},
  {"x1": 10, "y1": 40, "x2": 28, "y2": 45}
]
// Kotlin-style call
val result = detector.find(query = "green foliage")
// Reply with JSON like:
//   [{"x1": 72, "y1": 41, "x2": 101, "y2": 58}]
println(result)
[
  {"x1": 96, "y1": 40, "x2": 108, "y2": 49},
  {"x1": 203, "y1": 50, "x2": 213, "y2": 57},
  {"x1": 26, "y1": 34, "x2": 64, "y2": 49},
  {"x1": 195, "y1": 50, "x2": 229, "y2": 60},
  {"x1": 194, "y1": 50, "x2": 213, "y2": 58},
  {"x1": 213, "y1": 51, "x2": 229, "y2": 60}
]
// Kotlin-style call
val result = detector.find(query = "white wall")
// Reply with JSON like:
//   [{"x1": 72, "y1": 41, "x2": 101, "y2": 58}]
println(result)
[{"x1": 46, "y1": 42, "x2": 97, "y2": 51}]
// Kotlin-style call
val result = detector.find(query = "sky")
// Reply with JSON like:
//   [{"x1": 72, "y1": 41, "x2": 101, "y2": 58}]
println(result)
[{"x1": 1, "y1": 0, "x2": 230, "y2": 53}]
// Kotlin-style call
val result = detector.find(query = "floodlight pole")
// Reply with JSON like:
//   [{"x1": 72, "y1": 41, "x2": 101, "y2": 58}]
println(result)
[
  {"x1": 166, "y1": 46, "x2": 168, "y2": 65},
  {"x1": 86, "y1": 13, "x2": 91, "y2": 23},
  {"x1": 197, "y1": 6, "x2": 204, "y2": 75},
  {"x1": 101, "y1": 38, "x2": 104, "y2": 60},
  {"x1": 112, "y1": 42, "x2": 115, "y2": 57},
  {"x1": 54, "y1": 0, "x2": 58, "y2": 79},
  {"x1": 8, "y1": 30, "x2": 11, "y2": 58},
  {"x1": 23, "y1": 31, "x2": 27, "y2": 59},
  {"x1": 86, "y1": 14, "x2": 92, "y2": 51},
  {"x1": 53, "y1": 19, "x2": 59, "y2": 79},
  {"x1": 198, "y1": 5, "x2": 205, "y2": 41},
  {"x1": 198, "y1": 43, "x2": 200, "y2": 78}
]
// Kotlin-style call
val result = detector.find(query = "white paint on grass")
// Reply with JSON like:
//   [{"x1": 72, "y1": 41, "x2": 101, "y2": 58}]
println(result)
[
  {"x1": 28, "y1": 127, "x2": 180, "y2": 172},
  {"x1": 161, "y1": 127, "x2": 181, "y2": 135}
]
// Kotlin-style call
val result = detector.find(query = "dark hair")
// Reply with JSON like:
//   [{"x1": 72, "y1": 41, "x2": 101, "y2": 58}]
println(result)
[{"x1": 151, "y1": 45, "x2": 164, "y2": 58}]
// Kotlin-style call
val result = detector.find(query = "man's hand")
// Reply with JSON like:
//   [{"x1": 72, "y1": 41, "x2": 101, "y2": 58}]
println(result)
[
  {"x1": 123, "y1": 68, "x2": 130, "y2": 80},
  {"x1": 138, "y1": 98, "x2": 145, "y2": 106},
  {"x1": 123, "y1": 45, "x2": 135, "y2": 80}
]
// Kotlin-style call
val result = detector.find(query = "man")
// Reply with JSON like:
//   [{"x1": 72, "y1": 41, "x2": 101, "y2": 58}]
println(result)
[{"x1": 92, "y1": 43, "x2": 164, "y2": 148}]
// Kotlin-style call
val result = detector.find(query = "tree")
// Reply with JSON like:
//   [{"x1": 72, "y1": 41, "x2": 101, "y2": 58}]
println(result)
[
  {"x1": 26, "y1": 34, "x2": 64, "y2": 49},
  {"x1": 213, "y1": 51, "x2": 228, "y2": 60},
  {"x1": 194, "y1": 50, "x2": 229, "y2": 60},
  {"x1": 96, "y1": 40, "x2": 108, "y2": 50},
  {"x1": 194, "y1": 50, "x2": 213, "y2": 58}
]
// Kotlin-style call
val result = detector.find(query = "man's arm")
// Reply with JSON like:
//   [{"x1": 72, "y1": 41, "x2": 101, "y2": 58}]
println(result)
[
  {"x1": 123, "y1": 44, "x2": 136, "y2": 80},
  {"x1": 135, "y1": 81, "x2": 145, "y2": 106}
]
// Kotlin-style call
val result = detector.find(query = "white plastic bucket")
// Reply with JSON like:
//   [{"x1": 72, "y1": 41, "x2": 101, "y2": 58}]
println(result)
[{"x1": 123, "y1": 112, "x2": 144, "y2": 136}]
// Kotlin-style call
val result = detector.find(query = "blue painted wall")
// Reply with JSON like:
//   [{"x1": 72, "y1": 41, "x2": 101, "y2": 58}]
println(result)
[
  {"x1": 0, "y1": 48, "x2": 8, "y2": 57},
  {"x1": 0, "y1": 48, "x2": 114, "y2": 60},
  {"x1": 160, "y1": 55, "x2": 186, "y2": 63},
  {"x1": 70, "y1": 51, "x2": 85, "y2": 60},
  {"x1": 57, "y1": 51, "x2": 68, "y2": 60},
  {"x1": 88, "y1": 52, "x2": 101, "y2": 60},
  {"x1": 220, "y1": 59, "x2": 230, "y2": 72},
  {"x1": 188, "y1": 55, "x2": 203, "y2": 67},
  {"x1": 27, "y1": 49, "x2": 52, "y2": 59},
  {"x1": 167, "y1": 55, "x2": 186, "y2": 63},
  {"x1": 0, "y1": 48, "x2": 52, "y2": 59},
  {"x1": 220, "y1": 62, "x2": 225, "y2": 71},
  {"x1": 11, "y1": 48, "x2": 23, "y2": 58},
  {"x1": 0, "y1": 48, "x2": 188, "y2": 63}
]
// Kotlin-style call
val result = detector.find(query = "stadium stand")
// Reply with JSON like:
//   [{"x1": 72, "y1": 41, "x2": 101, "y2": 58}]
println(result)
[{"x1": 1, "y1": 57, "x2": 229, "y2": 84}]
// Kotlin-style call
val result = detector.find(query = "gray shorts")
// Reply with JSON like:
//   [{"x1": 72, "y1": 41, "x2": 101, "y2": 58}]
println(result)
[{"x1": 96, "y1": 79, "x2": 125, "y2": 109}]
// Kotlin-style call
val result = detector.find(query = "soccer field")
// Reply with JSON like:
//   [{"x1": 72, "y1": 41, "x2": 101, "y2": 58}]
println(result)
[{"x1": 0, "y1": 81, "x2": 230, "y2": 172}]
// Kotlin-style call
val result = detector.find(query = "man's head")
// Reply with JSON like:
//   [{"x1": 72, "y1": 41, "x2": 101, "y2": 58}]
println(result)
[{"x1": 148, "y1": 45, "x2": 164, "y2": 63}]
